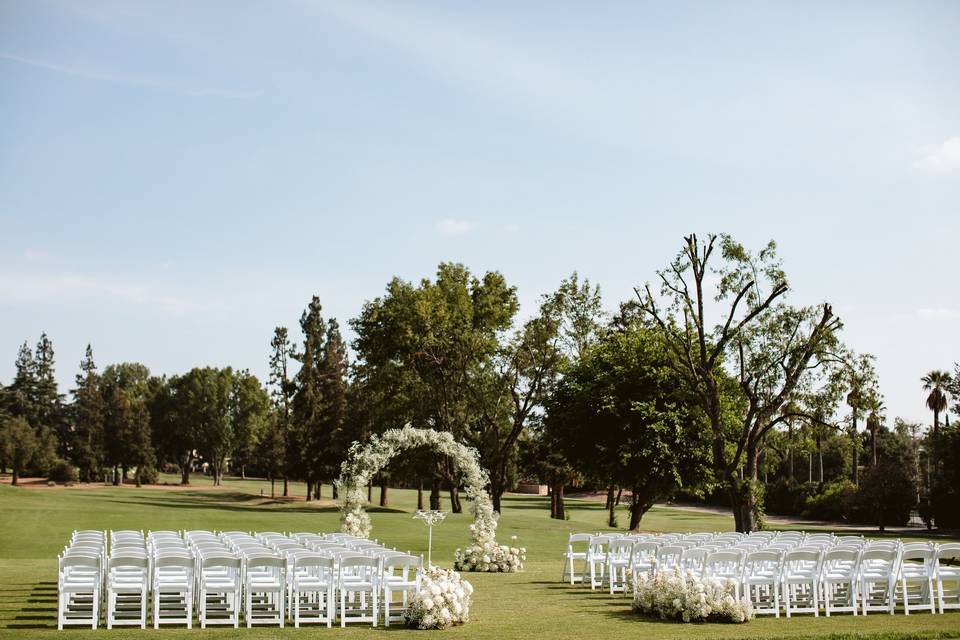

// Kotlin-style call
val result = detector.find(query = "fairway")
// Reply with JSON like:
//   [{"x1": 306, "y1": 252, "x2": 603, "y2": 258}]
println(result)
[{"x1": 1, "y1": 479, "x2": 958, "y2": 640}]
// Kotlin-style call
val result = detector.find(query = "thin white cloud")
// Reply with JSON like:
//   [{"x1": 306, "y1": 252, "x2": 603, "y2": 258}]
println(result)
[
  {"x1": 917, "y1": 307, "x2": 960, "y2": 320},
  {"x1": 434, "y1": 218, "x2": 477, "y2": 235},
  {"x1": 917, "y1": 137, "x2": 960, "y2": 175},
  {"x1": 0, "y1": 51, "x2": 262, "y2": 99},
  {"x1": 0, "y1": 271, "x2": 199, "y2": 315},
  {"x1": 310, "y1": 1, "x2": 616, "y2": 125}
]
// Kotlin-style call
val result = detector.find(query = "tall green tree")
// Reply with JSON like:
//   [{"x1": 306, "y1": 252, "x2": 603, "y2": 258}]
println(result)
[
  {"x1": 33, "y1": 333, "x2": 65, "y2": 450},
  {"x1": 291, "y1": 296, "x2": 327, "y2": 500},
  {"x1": 636, "y1": 234, "x2": 842, "y2": 532},
  {"x1": 101, "y1": 363, "x2": 153, "y2": 485},
  {"x1": 269, "y1": 327, "x2": 294, "y2": 496},
  {"x1": 178, "y1": 367, "x2": 234, "y2": 486},
  {"x1": 70, "y1": 345, "x2": 105, "y2": 482},
  {"x1": 545, "y1": 321, "x2": 711, "y2": 530},
  {"x1": 149, "y1": 375, "x2": 196, "y2": 484},
  {"x1": 229, "y1": 370, "x2": 271, "y2": 479},
  {"x1": 844, "y1": 353, "x2": 879, "y2": 484},
  {"x1": 318, "y1": 318, "x2": 350, "y2": 499}
]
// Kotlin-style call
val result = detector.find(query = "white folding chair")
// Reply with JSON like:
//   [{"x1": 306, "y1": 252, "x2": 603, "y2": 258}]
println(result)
[
  {"x1": 935, "y1": 543, "x2": 960, "y2": 613},
  {"x1": 820, "y1": 547, "x2": 860, "y2": 616},
  {"x1": 680, "y1": 547, "x2": 709, "y2": 576},
  {"x1": 898, "y1": 543, "x2": 936, "y2": 615},
  {"x1": 338, "y1": 555, "x2": 380, "y2": 626},
  {"x1": 561, "y1": 533, "x2": 591, "y2": 585},
  {"x1": 655, "y1": 545, "x2": 684, "y2": 573},
  {"x1": 704, "y1": 550, "x2": 744, "y2": 599},
  {"x1": 606, "y1": 539, "x2": 635, "y2": 594},
  {"x1": 199, "y1": 555, "x2": 241, "y2": 628},
  {"x1": 105, "y1": 555, "x2": 148, "y2": 629},
  {"x1": 781, "y1": 548, "x2": 822, "y2": 617},
  {"x1": 152, "y1": 554, "x2": 194, "y2": 628},
  {"x1": 743, "y1": 549, "x2": 783, "y2": 617},
  {"x1": 244, "y1": 554, "x2": 286, "y2": 627},
  {"x1": 587, "y1": 535, "x2": 613, "y2": 591},
  {"x1": 57, "y1": 554, "x2": 101, "y2": 630},
  {"x1": 859, "y1": 547, "x2": 899, "y2": 615},
  {"x1": 290, "y1": 553, "x2": 335, "y2": 627},
  {"x1": 382, "y1": 555, "x2": 421, "y2": 626}
]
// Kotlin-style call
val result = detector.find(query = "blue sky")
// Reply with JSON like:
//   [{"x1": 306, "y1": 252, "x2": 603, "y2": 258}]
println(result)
[{"x1": 1, "y1": 0, "x2": 958, "y2": 426}]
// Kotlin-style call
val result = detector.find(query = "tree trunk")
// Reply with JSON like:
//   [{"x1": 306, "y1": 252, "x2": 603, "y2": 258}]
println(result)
[
  {"x1": 113, "y1": 465, "x2": 120, "y2": 486},
  {"x1": 135, "y1": 468, "x2": 142, "y2": 488},
  {"x1": 871, "y1": 427, "x2": 878, "y2": 467},
  {"x1": 787, "y1": 420, "x2": 794, "y2": 481},
  {"x1": 332, "y1": 483, "x2": 338, "y2": 500},
  {"x1": 552, "y1": 482, "x2": 565, "y2": 520},
  {"x1": 615, "y1": 487, "x2": 623, "y2": 506},
  {"x1": 270, "y1": 477, "x2": 275, "y2": 499},
  {"x1": 379, "y1": 480, "x2": 388, "y2": 507},
  {"x1": 628, "y1": 487, "x2": 654, "y2": 531},
  {"x1": 449, "y1": 485, "x2": 462, "y2": 514},
  {"x1": 11, "y1": 468, "x2": 18, "y2": 486},
  {"x1": 121, "y1": 465, "x2": 128, "y2": 485},
  {"x1": 607, "y1": 487, "x2": 617, "y2": 528},
  {"x1": 306, "y1": 480, "x2": 313, "y2": 502},
  {"x1": 851, "y1": 417, "x2": 860, "y2": 486},
  {"x1": 240, "y1": 465, "x2": 246, "y2": 480},
  {"x1": 283, "y1": 476, "x2": 289, "y2": 497},
  {"x1": 605, "y1": 484, "x2": 615, "y2": 509},
  {"x1": 417, "y1": 480, "x2": 424, "y2": 511},
  {"x1": 180, "y1": 453, "x2": 191, "y2": 485},
  {"x1": 429, "y1": 479, "x2": 441, "y2": 510},
  {"x1": 367, "y1": 481, "x2": 373, "y2": 502}
]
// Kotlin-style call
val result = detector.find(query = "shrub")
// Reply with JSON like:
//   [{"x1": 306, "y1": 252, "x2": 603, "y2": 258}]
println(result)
[
  {"x1": 48, "y1": 459, "x2": 78, "y2": 484},
  {"x1": 802, "y1": 480, "x2": 856, "y2": 521},
  {"x1": 404, "y1": 566, "x2": 473, "y2": 629}
]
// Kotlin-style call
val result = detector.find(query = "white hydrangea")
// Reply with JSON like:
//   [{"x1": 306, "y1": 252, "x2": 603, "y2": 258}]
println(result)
[
  {"x1": 405, "y1": 566, "x2": 473, "y2": 630},
  {"x1": 335, "y1": 426, "x2": 525, "y2": 572},
  {"x1": 632, "y1": 567, "x2": 753, "y2": 624}
]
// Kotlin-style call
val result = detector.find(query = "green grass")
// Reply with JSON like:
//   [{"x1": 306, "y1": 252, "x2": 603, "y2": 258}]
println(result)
[{"x1": 1, "y1": 478, "x2": 958, "y2": 639}]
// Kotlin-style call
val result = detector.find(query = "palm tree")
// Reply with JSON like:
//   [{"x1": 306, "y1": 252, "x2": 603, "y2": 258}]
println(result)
[{"x1": 922, "y1": 370, "x2": 952, "y2": 439}]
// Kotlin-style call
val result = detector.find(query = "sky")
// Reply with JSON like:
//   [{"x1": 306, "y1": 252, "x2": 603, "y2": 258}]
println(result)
[{"x1": 1, "y1": 0, "x2": 958, "y2": 426}]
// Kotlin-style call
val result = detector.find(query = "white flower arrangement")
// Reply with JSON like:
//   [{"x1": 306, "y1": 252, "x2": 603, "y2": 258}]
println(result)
[
  {"x1": 404, "y1": 566, "x2": 474, "y2": 630},
  {"x1": 335, "y1": 426, "x2": 524, "y2": 572},
  {"x1": 632, "y1": 568, "x2": 752, "y2": 624}
]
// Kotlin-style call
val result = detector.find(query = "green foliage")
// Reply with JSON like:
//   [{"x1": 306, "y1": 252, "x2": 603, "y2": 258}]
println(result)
[
  {"x1": 854, "y1": 425, "x2": 918, "y2": 529},
  {"x1": 931, "y1": 423, "x2": 960, "y2": 528},
  {"x1": 47, "y1": 458, "x2": 78, "y2": 483},
  {"x1": 545, "y1": 322, "x2": 710, "y2": 529},
  {"x1": 70, "y1": 345, "x2": 105, "y2": 482}
]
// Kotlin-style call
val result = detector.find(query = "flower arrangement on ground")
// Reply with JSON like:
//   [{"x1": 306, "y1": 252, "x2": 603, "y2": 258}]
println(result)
[
  {"x1": 453, "y1": 528, "x2": 526, "y2": 573},
  {"x1": 632, "y1": 568, "x2": 752, "y2": 623},
  {"x1": 335, "y1": 426, "x2": 525, "y2": 572},
  {"x1": 404, "y1": 566, "x2": 474, "y2": 630}
]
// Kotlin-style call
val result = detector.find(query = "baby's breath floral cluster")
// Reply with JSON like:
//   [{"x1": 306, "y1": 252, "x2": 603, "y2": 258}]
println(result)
[
  {"x1": 453, "y1": 527, "x2": 525, "y2": 573},
  {"x1": 336, "y1": 426, "x2": 523, "y2": 571},
  {"x1": 403, "y1": 566, "x2": 474, "y2": 630},
  {"x1": 632, "y1": 568, "x2": 753, "y2": 624}
]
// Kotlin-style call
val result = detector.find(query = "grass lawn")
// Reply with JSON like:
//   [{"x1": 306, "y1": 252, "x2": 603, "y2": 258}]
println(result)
[{"x1": 1, "y1": 477, "x2": 958, "y2": 639}]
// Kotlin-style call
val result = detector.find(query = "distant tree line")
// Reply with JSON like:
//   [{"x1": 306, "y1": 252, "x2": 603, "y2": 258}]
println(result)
[{"x1": 1, "y1": 233, "x2": 957, "y2": 532}]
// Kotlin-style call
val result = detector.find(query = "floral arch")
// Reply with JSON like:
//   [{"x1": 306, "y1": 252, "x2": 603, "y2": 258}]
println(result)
[{"x1": 335, "y1": 426, "x2": 524, "y2": 572}]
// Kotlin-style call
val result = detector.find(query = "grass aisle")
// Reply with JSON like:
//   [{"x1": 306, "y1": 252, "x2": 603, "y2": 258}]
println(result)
[{"x1": 1, "y1": 479, "x2": 958, "y2": 639}]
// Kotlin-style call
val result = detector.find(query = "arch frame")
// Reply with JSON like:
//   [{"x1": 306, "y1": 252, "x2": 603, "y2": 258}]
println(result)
[{"x1": 335, "y1": 426, "x2": 523, "y2": 572}]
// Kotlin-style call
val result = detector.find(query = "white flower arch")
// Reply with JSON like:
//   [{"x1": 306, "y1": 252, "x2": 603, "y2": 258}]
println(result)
[{"x1": 335, "y1": 426, "x2": 524, "y2": 572}]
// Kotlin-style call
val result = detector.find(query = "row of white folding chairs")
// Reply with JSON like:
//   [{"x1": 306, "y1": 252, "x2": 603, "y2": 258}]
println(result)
[
  {"x1": 57, "y1": 531, "x2": 108, "y2": 629},
  {"x1": 562, "y1": 531, "x2": 960, "y2": 618}
]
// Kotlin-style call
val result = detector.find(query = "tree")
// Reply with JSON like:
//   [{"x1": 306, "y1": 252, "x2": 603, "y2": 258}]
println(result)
[
  {"x1": 269, "y1": 327, "x2": 294, "y2": 496},
  {"x1": 70, "y1": 345, "x2": 105, "y2": 482},
  {"x1": 0, "y1": 416, "x2": 40, "y2": 485},
  {"x1": 149, "y1": 375, "x2": 191, "y2": 484},
  {"x1": 33, "y1": 332, "x2": 65, "y2": 452},
  {"x1": 291, "y1": 296, "x2": 328, "y2": 500},
  {"x1": 857, "y1": 420, "x2": 918, "y2": 531},
  {"x1": 844, "y1": 353, "x2": 879, "y2": 485},
  {"x1": 319, "y1": 318, "x2": 350, "y2": 500},
  {"x1": 636, "y1": 234, "x2": 842, "y2": 532},
  {"x1": 176, "y1": 367, "x2": 233, "y2": 486},
  {"x1": 8, "y1": 341, "x2": 37, "y2": 424},
  {"x1": 922, "y1": 370, "x2": 951, "y2": 439},
  {"x1": 229, "y1": 370, "x2": 270, "y2": 479},
  {"x1": 101, "y1": 363, "x2": 153, "y2": 485},
  {"x1": 351, "y1": 264, "x2": 518, "y2": 512}
]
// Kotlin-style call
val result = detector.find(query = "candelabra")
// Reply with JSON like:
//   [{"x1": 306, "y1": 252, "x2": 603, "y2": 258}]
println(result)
[{"x1": 413, "y1": 509, "x2": 447, "y2": 567}]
